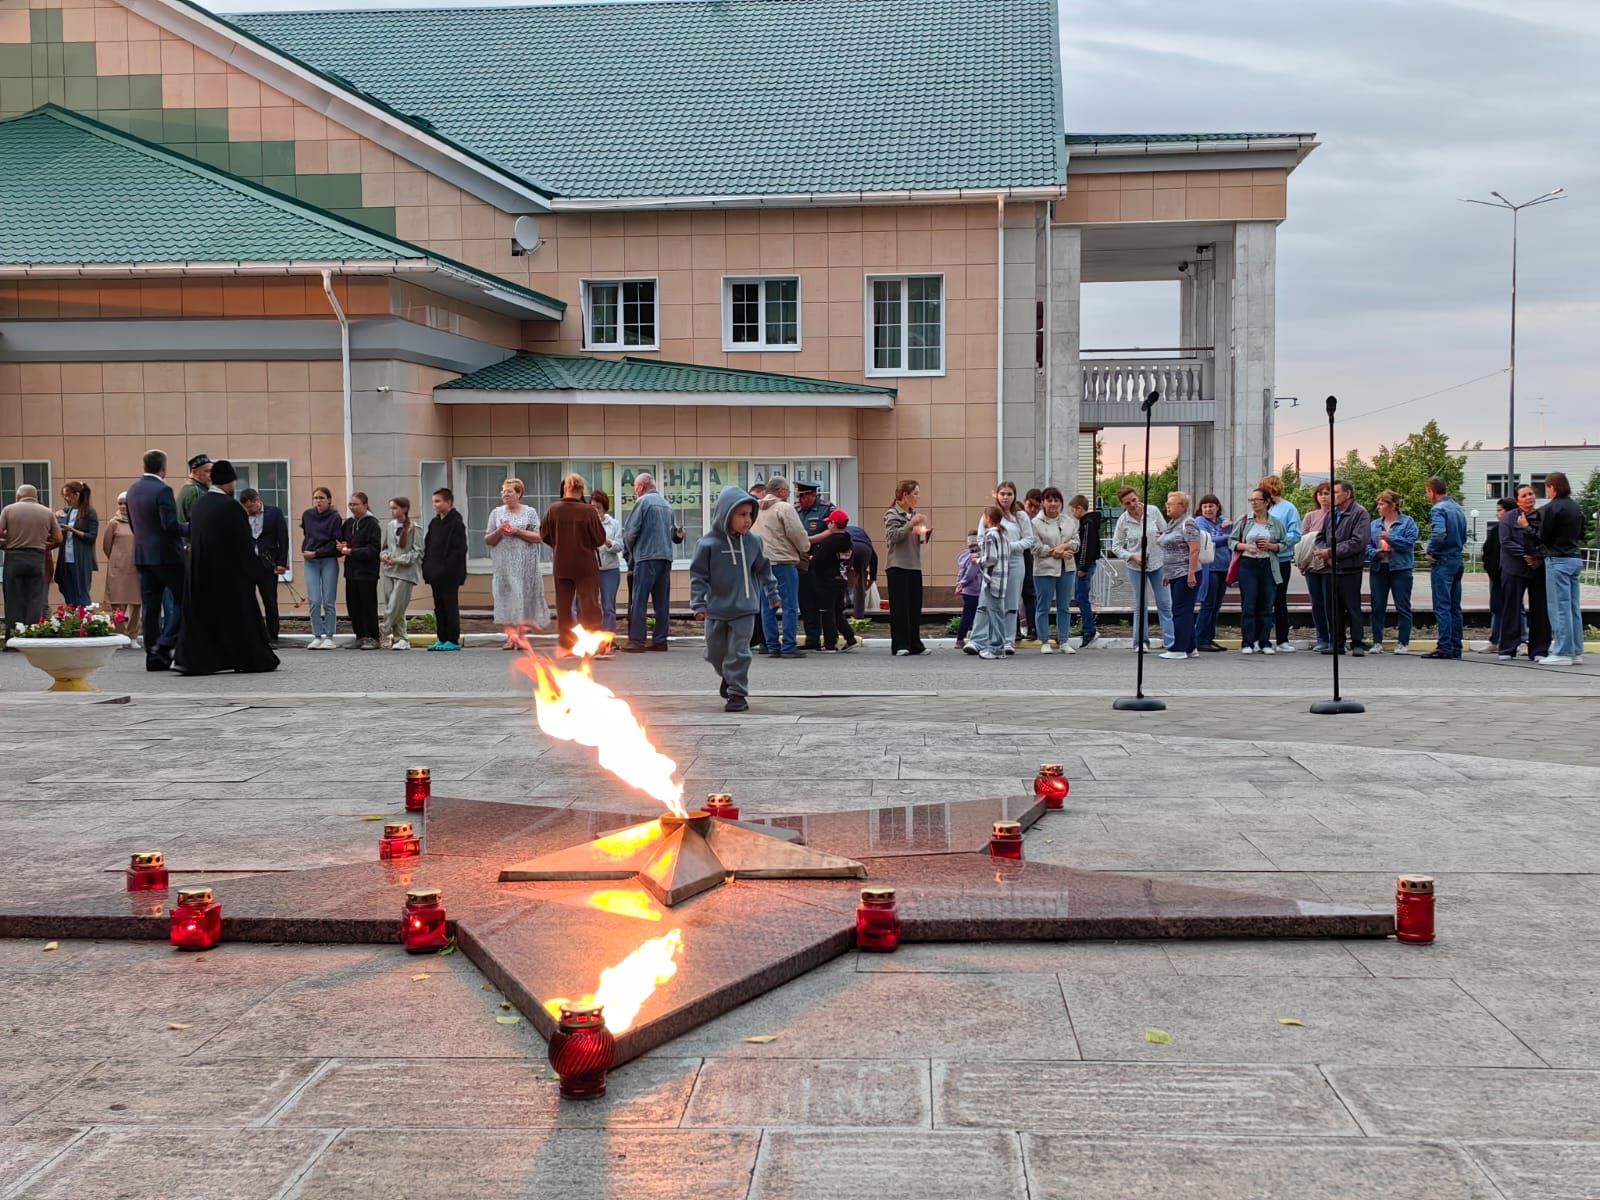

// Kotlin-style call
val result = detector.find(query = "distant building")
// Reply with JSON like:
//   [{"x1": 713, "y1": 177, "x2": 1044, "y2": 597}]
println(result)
[{"x1": 1459, "y1": 445, "x2": 1600, "y2": 507}]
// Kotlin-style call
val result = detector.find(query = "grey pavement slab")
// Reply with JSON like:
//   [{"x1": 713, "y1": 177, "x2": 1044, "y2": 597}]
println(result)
[
  {"x1": 1329, "y1": 1067, "x2": 1600, "y2": 1140},
  {"x1": 1020, "y1": 1134, "x2": 1498, "y2": 1200},
  {"x1": 1056, "y1": 975, "x2": 1546, "y2": 1066},
  {"x1": 14, "y1": 1128, "x2": 334, "y2": 1200},
  {"x1": 1159, "y1": 938, "x2": 1374, "y2": 977},
  {"x1": 851, "y1": 940, "x2": 1176, "y2": 975},
  {"x1": 288, "y1": 1129, "x2": 761, "y2": 1200},
  {"x1": 1463, "y1": 1140, "x2": 1600, "y2": 1200},
  {"x1": 750, "y1": 1131, "x2": 1026, "y2": 1200},
  {"x1": 683, "y1": 1059, "x2": 930, "y2": 1128},
  {"x1": 0, "y1": 1062, "x2": 92, "y2": 1124},
  {"x1": 936, "y1": 1062, "x2": 1358, "y2": 1136},
  {"x1": 273, "y1": 1057, "x2": 700, "y2": 1129},
  {"x1": 0, "y1": 1129, "x2": 85, "y2": 1192},
  {"x1": 23, "y1": 1059, "x2": 322, "y2": 1127},
  {"x1": 648, "y1": 959, "x2": 1080, "y2": 1061},
  {"x1": 1456, "y1": 978, "x2": 1600, "y2": 1069}
]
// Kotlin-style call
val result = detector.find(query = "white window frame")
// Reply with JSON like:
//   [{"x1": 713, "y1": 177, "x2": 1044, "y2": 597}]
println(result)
[
  {"x1": 722, "y1": 275, "x2": 802, "y2": 352},
  {"x1": 581, "y1": 277, "x2": 660, "y2": 352},
  {"x1": 230, "y1": 459, "x2": 294, "y2": 583},
  {"x1": 0, "y1": 461, "x2": 52, "y2": 583},
  {"x1": 864, "y1": 272, "x2": 946, "y2": 378}
]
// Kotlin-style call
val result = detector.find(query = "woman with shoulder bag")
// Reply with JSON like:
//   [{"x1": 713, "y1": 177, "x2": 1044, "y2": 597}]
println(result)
[{"x1": 1297, "y1": 483, "x2": 1334, "y2": 652}]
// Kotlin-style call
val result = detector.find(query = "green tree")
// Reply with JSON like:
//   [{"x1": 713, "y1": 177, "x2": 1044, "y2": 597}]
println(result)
[
  {"x1": 1577, "y1": 468, "x2": 1600, "y2": 547},
  {"x1": 1367, "y1": 420, "x2": 1464, "y2": 526},
  {"x1": 1097, "y1": 457, "x2": 1178, "y2": 513}
]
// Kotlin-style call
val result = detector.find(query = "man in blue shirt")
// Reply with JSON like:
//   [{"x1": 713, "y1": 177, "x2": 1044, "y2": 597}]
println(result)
[
  {"x1": 620, "y1": 472, "x2": 683, "y2": 652},
  {"x1": 1422, "y1": 476, "x2": 1467, "y2": 660}
]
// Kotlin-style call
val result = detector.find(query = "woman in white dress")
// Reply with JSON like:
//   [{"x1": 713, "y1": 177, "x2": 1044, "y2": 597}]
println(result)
[{"x1": 485, "y1": 478, "x2": 549, "y2": 646}]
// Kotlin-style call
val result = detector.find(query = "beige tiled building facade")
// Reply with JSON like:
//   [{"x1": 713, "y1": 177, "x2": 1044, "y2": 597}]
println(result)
[{"x1": 1, "y1": 0, "x2": 1314, "y2": 609}]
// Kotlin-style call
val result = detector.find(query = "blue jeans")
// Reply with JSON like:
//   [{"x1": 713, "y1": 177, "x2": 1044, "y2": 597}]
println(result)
[
  {"x1": 1073, "y1": 565, "x2": 1097, "y2": 640},
  {"x1": 1167, "y1": 572, "x2": 1198, "y2": 654},
  {"x1": 760, "y1": 563, "x2": 801, "y2": 654},
  {"x1": 1125, "y1": 564, "x2": 1172, "y2": 647},
  {"x1": 628, "y1": 558, "x2": 673, "y2": 647},
  {"x1": 1033, "y1": 573, "x2": 1071, "y2": 644},
  {"x1": 1238, "y1": 557, "x2": 1275, "y2": 650},
  {"x1": 1305, "y1": 572, "x2": 1332, "y2": 648},
  {"x1": 1429, "y1": 555, "x2": 1464, "y2": 656},
  {"x1": 1369, "y1": 567, "x2": 1414, "y2": 648},
  {"x1": 597, "y1": 567, "x2": 620, "y2": 633},
  {"x1": 956, "y1": 593, "x2": 978, "y2": 642},
  {"x1": 304, "y1": 556, "x2": 340, "y2": 638},
  {"x1": 1545, "y1": 555, "x2": 1584, "y2": 659},
  {"x1": 1195, "y1": 570, "x2": 1227, "y2": 647}
]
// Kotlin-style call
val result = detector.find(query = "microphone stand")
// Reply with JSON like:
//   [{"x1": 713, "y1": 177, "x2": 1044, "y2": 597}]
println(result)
[
  {"x1": 1114, "y1": 390, "x2": 1167, "y2": 712},
  {"x1": 1311, "y1": 395, "x2": 1365, "y2": 715}
]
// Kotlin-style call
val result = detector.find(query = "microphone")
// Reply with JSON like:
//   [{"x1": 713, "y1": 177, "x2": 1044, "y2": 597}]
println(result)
[
  {"x1": 1325, "y1": 395, "x2": 1338, "y2": 416},
  {"x1": 1142, "y1": 389, "x2": 1161, "y2": 413}
]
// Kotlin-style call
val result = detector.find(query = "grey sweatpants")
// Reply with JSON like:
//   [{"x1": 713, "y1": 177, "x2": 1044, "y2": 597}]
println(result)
[{"x1": 704, "y1": 614, "x2": 755, "y2": 699}]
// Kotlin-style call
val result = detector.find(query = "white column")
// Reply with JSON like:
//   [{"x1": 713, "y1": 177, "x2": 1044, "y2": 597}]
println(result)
[
  {"x1": 1225, "y1": 222, "x2": 1277, "y2": 507},
  {"x1": 1045, "y1": 223, "x2": 1082, "y2": 496}
]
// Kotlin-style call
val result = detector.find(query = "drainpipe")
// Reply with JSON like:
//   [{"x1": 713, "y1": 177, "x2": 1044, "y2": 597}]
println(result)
[
  {"x1": 995, "y1": 196, "x2": 1005, "y2": 481},
  {"x1": 1042, "y1": 210, "x2": 1053, "y2": 486},
  {"x1": 320, "y1": 270, "x2": 354, "y2": 503}
]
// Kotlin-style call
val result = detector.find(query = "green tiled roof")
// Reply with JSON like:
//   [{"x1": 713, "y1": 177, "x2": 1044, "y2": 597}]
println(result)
[
  {"x1": 1066, "y1": 132, "x2": 1313, "y2": 145},
  {"x1": 230, "y1": 0, "x2": 1066, "y2": 199},
  {"x1": 439, "y1": 354, "x2": 896, "y2": 397},
  {"x1": 0, "y1": 106, "x2": 562, "y2": 314}
]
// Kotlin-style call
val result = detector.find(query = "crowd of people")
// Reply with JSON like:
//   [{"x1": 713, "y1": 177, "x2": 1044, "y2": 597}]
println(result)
[{"x1": 2, "y1": 452, "x2": 1590, "y2": 689}]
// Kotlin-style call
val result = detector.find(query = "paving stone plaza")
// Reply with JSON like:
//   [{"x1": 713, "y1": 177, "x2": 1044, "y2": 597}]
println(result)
[{"x1": 0, "y1": 643, "x2": 1597, "y2": 1198}]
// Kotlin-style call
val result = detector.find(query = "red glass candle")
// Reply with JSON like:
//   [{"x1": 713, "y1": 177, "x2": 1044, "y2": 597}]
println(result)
[
  {"x1": 405, "y1": 767, "x2": 431, "y2": 813},
  {"x1": 379, "y1": 821, "x2": 421, "y2": 860},
  {"x1": 704, "y1": 793, "x2": 740, "y2": 820},
  {"x1": 1033, "y1": 764, "x2": 1069, "y2": 810},
  {"x1": 548, "y1": 1000, "x2": 617, "y2": 1100},
  {"x1": 1395, "y1": 874, "x2": 1435, "y2": 944},
  {"x1": 126, "y1": 850, "x2": 169, "y2": 892},
  {"x1": 402, "y1": 886, "x2": 448, "y2": 953},
  {"x1": 855, "y1": 885, "x2": 901, "y2": 951},
  {"x1": 169, "y1": 886, "x2": 222, "y2": 951},
  {"x1": 989, "y1": 820, "x2": 1024, "y2": 860}
]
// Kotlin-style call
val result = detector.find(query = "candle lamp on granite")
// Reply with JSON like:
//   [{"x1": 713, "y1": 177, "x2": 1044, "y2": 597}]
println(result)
[
  {"x1": 402, "y1": 886, "x2": 448, "y2": 952},
  {"x1": 704, "y1": 793, "x2": 740, "y2": 821},
  {"x1": 989, "y1": 820, "x2": 1024, "y2": 860},
  {"x1": 169, "y1": 886, "x2": 222, "y2": 950},
  {"x1": 125, "y1": 850, "x2": 168, "y2": 892},
  {"x1": 1395, "y1": 874, "x2": 1435, "y2": 944},
  {"x1": 1033, "y1": 764, "x2": 1069, "y2": 809},
  {"x1": 379, "y1": 822, "x2": 421, "y2": 860},
  {"x1": 548, "y1": 1000, "x2": 617, "y2": 1099},
  {"x1": 405, "y1": 767, "x2": 432, "y2": 813},
  {"x1": 855, "y1": 885, "x2": 901, "y2": 952}
]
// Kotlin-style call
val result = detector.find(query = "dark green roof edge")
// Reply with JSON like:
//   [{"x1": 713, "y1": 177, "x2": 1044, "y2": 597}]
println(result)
[
  {"x1": 171, "y1": 0, "x2": 561, "y2": 200},
  {"x1": 3, "y1": 105, "x2": 564, "y2": 315},
  {"x1": 1066, "y1": 132, "x2": 1314, "y2": 145},
  {"x1": 439, "y1": 353, "x2": 898, "y2": 394}
]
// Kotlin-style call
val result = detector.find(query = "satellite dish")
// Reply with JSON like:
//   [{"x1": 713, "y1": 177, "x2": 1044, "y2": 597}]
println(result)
[{"x1": 512, "y1": 216, "x2": 541, "y2": 256}]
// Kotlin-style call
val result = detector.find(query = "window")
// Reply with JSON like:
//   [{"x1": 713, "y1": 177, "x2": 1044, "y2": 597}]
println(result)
[
  {"x1": 231, "y1": 460, "x2": 290, "y2": 516},
  {"x1": 1486, "y1": 473, "x2": 1547, "y2": 500},
  {"x1": 867, "y1": 274, "x2": 943, "y2": 376},
  {"x1": 723, "y1": 277, "x2": 800, "y2": 350},
  {"x1": 583, "y1": 279, "x2": 658, "y2": 350},
  {"x1": 456, "y1": 458, "x2": 836, "y2": 571},
  {"x1": 0, "y1": 461, "x2": 51, "y2": 581},
  {"x1": 465, "y1": 461, "x2": 562, "y2": 563}
]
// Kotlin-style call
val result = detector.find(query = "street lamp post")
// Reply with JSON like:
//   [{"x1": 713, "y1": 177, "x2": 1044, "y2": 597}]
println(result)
[{"x1": 1458, "y1": 188, "x2": 1564, "y2": 496}]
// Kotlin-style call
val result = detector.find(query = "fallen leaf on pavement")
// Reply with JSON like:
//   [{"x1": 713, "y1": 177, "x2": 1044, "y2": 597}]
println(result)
[
  {"x1": 743, "y1": 1035, "x2": 779, "y2": 1044},
  {"x1": 42, "y1": 942, "x2": 59, "y2": 952},
  {"x1": 1277, "y1": 1018, "x2": 1304, "y2": 1026},
  {"x1": 359, "y1": 814, "x2": 387, "y2": 821},
  {"x1": 496, "y1": 1015, "x2": 522, "y2": 1025},
  {"x1": 167, "y1": 1023, "x2": 193, "y2": 1031},
  {"x1": 1144, "y1": 1028, "x2": 1173, "y2": 1045},
  {"x1": 411, "y1": 973, "x2": 430, "y2": 982}
]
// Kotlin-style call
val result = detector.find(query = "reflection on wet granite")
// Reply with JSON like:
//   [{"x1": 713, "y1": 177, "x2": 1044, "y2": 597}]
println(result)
[{"x1": 0, "y1": 795, "x2": 1393, "y2": 1060}]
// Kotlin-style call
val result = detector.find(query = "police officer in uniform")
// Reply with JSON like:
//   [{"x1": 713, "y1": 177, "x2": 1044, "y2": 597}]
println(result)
[{"x1": 794, "y1": 480, "x2": 835, "y2": 651}]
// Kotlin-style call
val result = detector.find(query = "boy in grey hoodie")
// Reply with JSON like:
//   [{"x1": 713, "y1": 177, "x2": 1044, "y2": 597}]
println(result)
[{"x1": 691, "y1": 486, "x2": 781, "y2": 712}]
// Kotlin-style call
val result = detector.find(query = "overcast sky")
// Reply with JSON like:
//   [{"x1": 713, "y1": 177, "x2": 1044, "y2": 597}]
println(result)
[{"x1": 212, "y1": 0, "x2": 1595, "y2": 469}]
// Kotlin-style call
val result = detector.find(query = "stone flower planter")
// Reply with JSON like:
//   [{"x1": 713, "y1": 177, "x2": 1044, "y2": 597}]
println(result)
[{"x1": 8, "y1": 634, "x2": 131, "y2": 692}]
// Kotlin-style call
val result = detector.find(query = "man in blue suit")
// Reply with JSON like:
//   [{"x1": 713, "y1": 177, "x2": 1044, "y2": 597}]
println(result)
[{"x1": 124, "y1": 449, "x2": 186, "y2": 671}]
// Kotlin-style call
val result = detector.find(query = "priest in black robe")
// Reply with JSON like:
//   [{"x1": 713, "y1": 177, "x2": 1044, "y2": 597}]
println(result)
[{"x1": 174, "y1": 460, "x2": 279, "y2": 676}]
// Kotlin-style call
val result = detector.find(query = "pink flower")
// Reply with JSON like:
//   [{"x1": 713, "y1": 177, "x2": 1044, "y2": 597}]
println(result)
[{"x1": 112, "y1": 611, "x2": 127, "y2": 625}]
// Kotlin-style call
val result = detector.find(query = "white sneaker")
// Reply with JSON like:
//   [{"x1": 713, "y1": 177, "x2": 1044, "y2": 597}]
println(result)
[
  {"x1": 391, "y1": 639, "x2": 409, "y2": 651},
  {"x1": 1394, "y1": 644, "x2": 1412, "y2": 655},
  {"x1": 1158, "y1": 650, "x2": 1188, "y2": 660},
  {"x1": 1061, "y1": 642, "x2": 1076, "y2": 654},
  {"x1": 1188, "y1": 650, "x2": 1200, "y2": 659},
  {"x1": 1537, "y1": 655, "x2": 1574, "y2": 666},
  {"x1": 1041, "y1": 644, "x2": 1054, "y2": 655},
  {"x1": 894, "y1": 649, "x2": 910, "y2": 657},
  {"x1": 1240, "y1": 646, "x2": 1256, "y2": 655},
  {"x1": 321, "y1": 637, "x2": 340, "y2": 650},
  {"x1": 978, "y1": 649, "x2": 998, "y2": 660},
  {"x1": 307, "y1": 637, "x2": 324, "y2": 650},
  {"x1": 1276, "y1": 642, "x2": 1297, "y2": 653},
  {"x1": 1261, "y1": 646, "x2": 1276, "y2": 655},
  {"x1": 1370, "y1": 645, "x2": 1383, "y2": 654}
]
